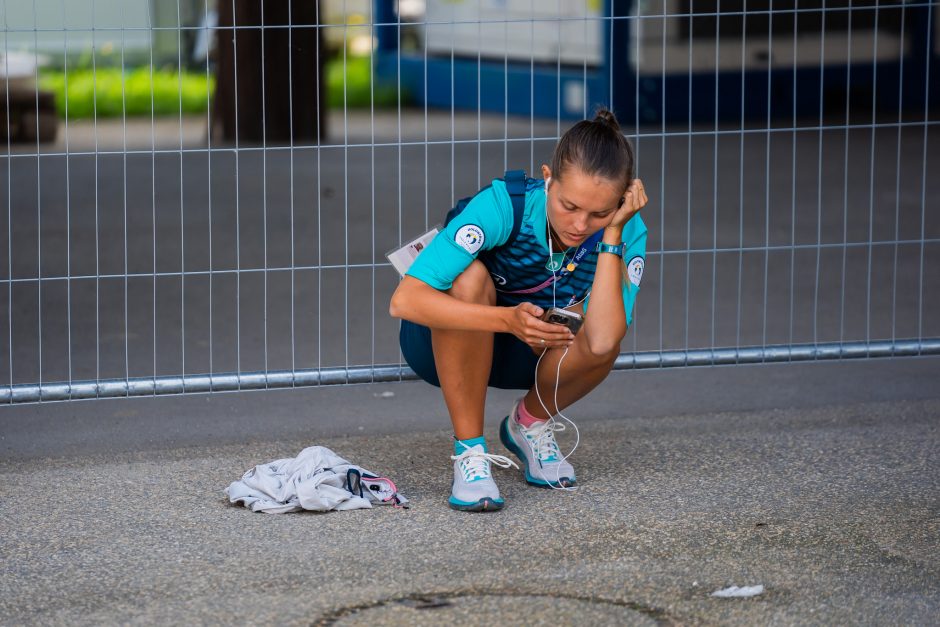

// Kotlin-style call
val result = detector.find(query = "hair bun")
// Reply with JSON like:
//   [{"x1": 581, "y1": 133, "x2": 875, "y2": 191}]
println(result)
[{"x1": 593, "y1": 107, "x2": 621, "y2": 132}]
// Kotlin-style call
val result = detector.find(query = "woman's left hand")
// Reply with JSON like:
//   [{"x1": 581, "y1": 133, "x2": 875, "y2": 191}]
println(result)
[{"x1": 610, "y1": 178, "x2": 648, "y2": 228}]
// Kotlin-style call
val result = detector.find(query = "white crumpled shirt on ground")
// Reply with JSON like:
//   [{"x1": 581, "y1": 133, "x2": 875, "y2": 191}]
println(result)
[{"x1": 225, "y1": 445, "x2": 404, "y2": 513}]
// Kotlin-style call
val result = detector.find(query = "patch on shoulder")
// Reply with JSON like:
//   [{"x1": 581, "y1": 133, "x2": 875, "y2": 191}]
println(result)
[
  {"x1": 627, "y1": 256, "x2": 644, "y2": 287},
  {"x1": 455, "y1": 224, "x2": 485, "y2": 254}
]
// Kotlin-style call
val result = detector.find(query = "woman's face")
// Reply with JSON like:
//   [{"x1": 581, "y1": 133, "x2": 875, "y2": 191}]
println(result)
[{"x1": 542, "y1": 164, "x2": 625, "y2": 249}]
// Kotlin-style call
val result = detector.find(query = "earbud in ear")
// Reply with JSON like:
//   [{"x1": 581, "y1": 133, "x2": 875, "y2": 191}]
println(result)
[{"x1": 544, "y1": 177, "x2": 552, "y2": 193}]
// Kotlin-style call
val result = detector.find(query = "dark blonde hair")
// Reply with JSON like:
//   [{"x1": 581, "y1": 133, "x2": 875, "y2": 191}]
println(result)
[{"x1": 550, "y1": 107, "x2": 634, "y2": 190}]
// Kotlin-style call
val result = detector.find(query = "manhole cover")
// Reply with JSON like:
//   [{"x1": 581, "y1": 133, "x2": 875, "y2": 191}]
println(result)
[{"x1": 316, "y1": 592, "x2": 667, "y2": 626}]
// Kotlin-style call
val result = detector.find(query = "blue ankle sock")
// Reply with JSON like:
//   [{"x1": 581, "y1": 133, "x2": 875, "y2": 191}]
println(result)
[{"x1": 454, "y1": 435, "x2": 487, "y2": 455}]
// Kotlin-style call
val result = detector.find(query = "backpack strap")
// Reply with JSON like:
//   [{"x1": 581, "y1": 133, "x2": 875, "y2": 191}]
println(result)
[
  {"x1": 444, "y1": 170, "x2": 527, "y2": 249},
  {"x1": 502, "y1": 169, "x2": 527, "y2": 247}
]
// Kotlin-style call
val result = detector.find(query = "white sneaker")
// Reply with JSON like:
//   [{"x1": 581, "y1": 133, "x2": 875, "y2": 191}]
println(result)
[
  {"x1": 499, "y1": 400, "x2": 576, "y2": 488},
  {"x1": 448, "y1": 442, "x2": 518, "y2": 512}
]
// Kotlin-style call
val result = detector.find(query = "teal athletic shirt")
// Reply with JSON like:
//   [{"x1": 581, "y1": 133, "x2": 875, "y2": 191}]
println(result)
[{"x1": 406, "y1": 177, "x2": 647, "y2": 325}]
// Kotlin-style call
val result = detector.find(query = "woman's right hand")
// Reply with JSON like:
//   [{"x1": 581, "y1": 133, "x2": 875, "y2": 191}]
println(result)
[{"x1": 508, "y1": 303, "x2": 575, "y2": 350}]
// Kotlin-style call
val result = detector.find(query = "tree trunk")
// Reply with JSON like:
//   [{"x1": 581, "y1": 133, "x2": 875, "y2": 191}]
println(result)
[{"x1": 213, "y1": 0, "x2": 326, "y2": 144}]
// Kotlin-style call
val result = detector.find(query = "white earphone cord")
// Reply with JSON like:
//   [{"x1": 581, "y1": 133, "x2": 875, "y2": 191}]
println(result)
[{"x1": 531, "y1": 182, "x2": 580, "y2": 492}]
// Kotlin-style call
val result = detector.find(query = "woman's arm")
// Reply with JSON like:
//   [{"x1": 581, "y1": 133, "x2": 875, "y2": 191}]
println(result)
[
  {"x1": 581, "y1": 179, "x2": 648, "y2": 356},
  {"x1": 580, "y1": 224, "x2": 628, "y2": 356},
  {"x1": 390, "y1": 275, "x2": 575, "y2": 348},
  {"x1": 389, "y1": 276, "x2": 510, "y2": 333}
]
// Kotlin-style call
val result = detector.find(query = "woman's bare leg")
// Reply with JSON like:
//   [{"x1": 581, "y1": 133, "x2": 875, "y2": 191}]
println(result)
[
  {"x1": 522, "y1": 328, "x2": 620, "y2": 420},
  {"x1": 430, "y1": 261, "x2": 497, "y2": 440}
]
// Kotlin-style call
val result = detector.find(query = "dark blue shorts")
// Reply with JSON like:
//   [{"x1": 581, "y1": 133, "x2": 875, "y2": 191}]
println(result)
[{"x1": 399, "y1": 320, "x2": 538, "y2": 390}]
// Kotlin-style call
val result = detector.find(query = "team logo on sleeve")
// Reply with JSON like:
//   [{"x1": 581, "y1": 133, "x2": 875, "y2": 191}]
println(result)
[
  {"x1": 455, "y1": 224, "x2": 485, "y2": 254},
  {"x1": 627, "y1": 256, "x2": 644, "y2": 287}
]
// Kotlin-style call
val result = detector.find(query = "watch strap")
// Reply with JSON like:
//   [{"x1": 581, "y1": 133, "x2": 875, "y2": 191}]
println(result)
[{"x1": 594, "y1": 241, "x2": 625, "y2": 257}]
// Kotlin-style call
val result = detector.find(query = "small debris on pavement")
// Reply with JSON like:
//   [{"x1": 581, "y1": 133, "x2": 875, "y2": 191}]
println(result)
[
  {"x1": 374, "y1": 391, "x2": 395, "y2": 398},
  {"x1": 711, "y1": 585, "x2": 764, "y2": 598}
]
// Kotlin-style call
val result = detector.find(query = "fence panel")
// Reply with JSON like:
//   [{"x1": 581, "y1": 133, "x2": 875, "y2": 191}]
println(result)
[{"x1": 0, "y1": 0, "x2": 937, "y2": 403}]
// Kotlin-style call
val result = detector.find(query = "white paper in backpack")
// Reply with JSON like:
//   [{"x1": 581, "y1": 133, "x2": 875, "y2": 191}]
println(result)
[{"x1": 386, "y1": 227, "x2": 440, "y2": 277}]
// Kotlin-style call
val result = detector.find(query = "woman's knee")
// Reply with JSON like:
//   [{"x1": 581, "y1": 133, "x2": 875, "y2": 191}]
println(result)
[
  {"x1": 577, "y1": 340, "x2": 620, "y2": 373},
  {"x1": 448, "y1": 260, "x2": 496, "y2": 305}
]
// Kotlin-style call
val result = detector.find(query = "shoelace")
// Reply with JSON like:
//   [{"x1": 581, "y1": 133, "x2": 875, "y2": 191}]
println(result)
[
  {"x1": 522, "y1": 419, "x2": 565, "y2": 463},
  {"x1": 450, "y1": 446, "x2": 518, "y2": 482}
]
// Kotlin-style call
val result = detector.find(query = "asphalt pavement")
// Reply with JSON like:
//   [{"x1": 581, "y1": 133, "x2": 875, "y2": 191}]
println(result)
[{"x1": 1, "y1": 356, "x2": 938, "y2": 625}]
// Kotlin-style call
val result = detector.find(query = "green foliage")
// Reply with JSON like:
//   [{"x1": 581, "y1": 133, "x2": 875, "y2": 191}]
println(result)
[
  {"x1": 39, "y1": 56, "x2": 406, "y2": 118},
  {"x1": 40, "y1": 67, "x2": 214, "y2": 119},
  {"x1": 326, "y1": 55, "x2": 405, "y2": 108}
]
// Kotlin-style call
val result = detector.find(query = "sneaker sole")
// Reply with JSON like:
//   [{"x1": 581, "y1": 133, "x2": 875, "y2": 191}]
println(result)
[
  {"x1": 448, "y1": 496, "x2": 504, "y2": 512},
  {"x1": 499, "y1": 416, "x2": 577, "y2": 489}
]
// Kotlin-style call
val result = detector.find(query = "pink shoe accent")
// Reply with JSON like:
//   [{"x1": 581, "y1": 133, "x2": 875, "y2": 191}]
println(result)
[{"x1": 515, "y1": 398, "x2": 547, "y2": 428}]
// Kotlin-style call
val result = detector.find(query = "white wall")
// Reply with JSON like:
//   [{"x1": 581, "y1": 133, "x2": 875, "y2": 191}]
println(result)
[{"x1": 0, "y1": 0, "x2": 153, "y2": 56}]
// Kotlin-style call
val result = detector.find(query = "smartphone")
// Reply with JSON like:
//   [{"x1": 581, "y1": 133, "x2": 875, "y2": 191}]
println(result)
[{"x1": 541, "y1": 307, "x2": 584, "y2": 335}]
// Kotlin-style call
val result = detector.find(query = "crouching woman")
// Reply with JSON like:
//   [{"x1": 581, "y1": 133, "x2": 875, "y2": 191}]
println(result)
[{"x1": 389, "y1": 108, "x2": 648, "y2": 512}]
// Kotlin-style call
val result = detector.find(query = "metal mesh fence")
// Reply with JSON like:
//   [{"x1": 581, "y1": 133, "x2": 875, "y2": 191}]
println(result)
[{"x1": 0, "y1": 0, "x2": 938, "y2": 403}]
